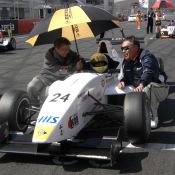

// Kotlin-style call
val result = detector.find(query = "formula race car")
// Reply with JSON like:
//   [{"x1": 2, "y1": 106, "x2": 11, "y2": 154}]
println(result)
[
  {"x1": 0, "y1": 68, "x2": 151, "y2": 167},
  {"x1": 161, "y1": 21, "x2": 175, "y2": 39},
  {"x1": 0, "y1": 29, "x2": 16, "y2": 51}
]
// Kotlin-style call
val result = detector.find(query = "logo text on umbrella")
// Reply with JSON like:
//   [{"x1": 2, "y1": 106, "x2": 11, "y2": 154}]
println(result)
[
  {"x1": 73, "y1": 24, "x2": 80, "y2": 38},
  {"x1": 65, "y1": 8, "x2": 73, "y2": 24}
]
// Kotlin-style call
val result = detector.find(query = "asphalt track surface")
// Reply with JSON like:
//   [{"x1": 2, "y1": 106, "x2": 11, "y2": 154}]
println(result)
[{"x1": 0, "y1": 15, "x2": 175, "y2": 175}]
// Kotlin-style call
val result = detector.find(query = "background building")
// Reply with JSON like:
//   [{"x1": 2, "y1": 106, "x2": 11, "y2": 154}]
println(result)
[
  {"x1": 0, "y1": 0, "x2": 44, "y2": 19},
  {"x1": 0, "y1": 0, "x2": 104, "y2": 19},
  {"x1": 0, "y1": 0, "x2": 175, "y2": 20}
]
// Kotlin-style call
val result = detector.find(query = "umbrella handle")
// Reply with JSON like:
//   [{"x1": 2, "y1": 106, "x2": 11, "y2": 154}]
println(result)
[
  {"x1": 71, "y1": 25, "x2": 80, "y2": 55},
  {"x1": 120, "y1": 28, "x2": 126, "y2": 39}
]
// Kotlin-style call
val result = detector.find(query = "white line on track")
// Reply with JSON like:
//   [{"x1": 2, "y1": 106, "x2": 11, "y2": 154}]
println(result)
[
  {"x1": 15, "y1": 35, "x2": 29, "y2": 39},
  {"x1": 111, "y1": 37, "x2": 155, "y2": 41},
  {"x1": 126, "y1": 143, "x2": 175, "y2": 151}
]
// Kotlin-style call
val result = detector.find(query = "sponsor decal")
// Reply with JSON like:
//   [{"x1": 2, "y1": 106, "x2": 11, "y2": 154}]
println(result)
[
  {"x1": 68, "y1": 114, "x2": 79, "y2": 129},
  {"x1": 64, "y1": 8, "x2": 73, "y2": 24},
  {"x1": 59, "y1": 124, "x2": 63, "y2": 135},
  {"x1": 38, "y1": 129, "x2": 47, "y2": 136},
  {"x1": 78, "y1": 91, "x2": 86, "y2": 98},
  {"x1": 33, "y1": 125, "x2": 56, "y2": 141},
  {"x1": 50, "y1": 93, "x2": 70, "y2": 102},
  {"x1": 101, "y1": 79, "x2": 105, "y2": 87},
  {"x1": 78, "y1": 91, "x2": 88, "y2": 102},
  {"x1": 81, "y1": 94, "x2": 88, "y2": 102},
  {"x1": 37, "y1": 116, "x2": 59, "y2": 124},
  {"x1": 0, "y1": 23, "x2": 15, "y2": 32},
  {"x1": 73, "y1": 24, "x2": 80, "y2": 38},
  {"x1": 0, "y1": 20, "x2": 18, "y2": 34}
]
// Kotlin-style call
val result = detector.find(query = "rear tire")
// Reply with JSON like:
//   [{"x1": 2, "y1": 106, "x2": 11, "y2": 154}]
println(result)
[
  {"x1": 124, "y1": 92, "x2": 151, "y2": 144},
  {"x1": 7, "y1": 38, "x2": 16, "y2": 50},
  {"x1": 0, "y1": 89, "x2": 31, "y2": 132}
]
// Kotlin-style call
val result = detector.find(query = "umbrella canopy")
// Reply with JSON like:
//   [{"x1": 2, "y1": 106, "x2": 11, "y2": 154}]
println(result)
[
  {"x1": 26, "y1": 5, "x2": 120, "y2": 46},
  {"x1": 152, "y1": 0, "x2": 174, "y2": 9}
]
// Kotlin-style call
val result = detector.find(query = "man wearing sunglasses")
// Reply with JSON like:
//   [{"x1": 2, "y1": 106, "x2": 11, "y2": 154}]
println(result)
[{"x1": 117, "y1": 36, "x2": 169, "y2": 129}]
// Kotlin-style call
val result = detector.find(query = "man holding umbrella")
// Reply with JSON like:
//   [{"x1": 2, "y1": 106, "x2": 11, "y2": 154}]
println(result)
[{"x1": 27, "y1": 37, "x2": 84, "y2": 106}]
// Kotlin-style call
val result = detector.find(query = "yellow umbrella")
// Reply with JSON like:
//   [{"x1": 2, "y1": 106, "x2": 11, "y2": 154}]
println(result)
[{"x1": 26, "y1": 5, "x2": 120, "y2": 53}]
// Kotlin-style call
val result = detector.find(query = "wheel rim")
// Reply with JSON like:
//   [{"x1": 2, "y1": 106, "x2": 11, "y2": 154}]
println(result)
[{"x1": 15, "y1": 97, "x2": 30, "y2": 131}]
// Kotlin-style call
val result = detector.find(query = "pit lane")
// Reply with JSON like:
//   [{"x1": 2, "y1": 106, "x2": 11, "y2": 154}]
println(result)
[{"x1": 0, "y1": 16, "x2": 175, "y2": 175}]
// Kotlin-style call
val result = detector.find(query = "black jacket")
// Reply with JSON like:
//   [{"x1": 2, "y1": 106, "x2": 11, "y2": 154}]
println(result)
[
  {"x1": 148, "y1": 10, "x2": 155, "y2": 21},
  {"x1": 121, "y1": 49, "x2": 161, "y2": 87}
]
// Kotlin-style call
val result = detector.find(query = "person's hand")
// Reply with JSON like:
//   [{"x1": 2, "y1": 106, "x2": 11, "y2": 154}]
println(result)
[
  {"x1": 117, "y1": 81, "x2": 125, "y2": 89},
  {"x1": 61, "y1": 66, "x2": 68, "y2": 69},
  {"x1": 120, "y1": 28, "x2": 124, "y2": 33},
  {"x1": 134, "y1": 84, "x2": 144, "y2": 92},
  {"x1": 75, "y1": 59, "x2": 84, "y2": 72},
  {"x1": 58, "y1": 65, "x2": 68, "y2": 70}
]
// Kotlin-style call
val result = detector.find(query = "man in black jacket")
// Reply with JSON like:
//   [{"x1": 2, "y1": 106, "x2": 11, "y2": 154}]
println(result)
[
  {"x1": 147, "y1": 8, "x2": 155, "y2": 34},
  {"x1": 117, "y1": 36, "x2": 169, "y2": 128},
  {"x1": 27, "y1": 37, "x2": 84, "y2": 106}
]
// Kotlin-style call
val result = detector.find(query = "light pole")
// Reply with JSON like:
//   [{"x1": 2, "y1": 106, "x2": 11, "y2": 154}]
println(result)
[
  {"x1": 13, "y1": 0, "x2": 16, "y2": 19},
  {"x1": 17, "y1": 0, "x2": 19, "y2": 19},
  {"x1": 29, "y1": 0, "x2": 34, "y2": 19}
]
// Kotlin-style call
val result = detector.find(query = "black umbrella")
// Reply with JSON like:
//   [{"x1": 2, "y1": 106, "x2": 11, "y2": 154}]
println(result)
[{"x1": 26, "y1": 5, "x2": 120, "y2": 53}]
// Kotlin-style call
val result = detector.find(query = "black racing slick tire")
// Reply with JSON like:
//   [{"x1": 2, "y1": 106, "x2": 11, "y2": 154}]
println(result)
[
  {"x1": 124, "y1": 92, "x2": 151, "y2": 144},
  {"x1": 0, "y1": 89, "x2": 31, "y2": 132},
  {"x1": 7, "y1": 37, "x2": 16, "y2": 50}
]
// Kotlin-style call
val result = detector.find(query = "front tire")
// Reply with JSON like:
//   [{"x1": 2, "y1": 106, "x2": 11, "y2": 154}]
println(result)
[
  {"x1": 0, "y1": 89, "x2": 31, "y2": 132},
  {"x1": 124, "y1": 92, "x2": 151, "y2": 144}
]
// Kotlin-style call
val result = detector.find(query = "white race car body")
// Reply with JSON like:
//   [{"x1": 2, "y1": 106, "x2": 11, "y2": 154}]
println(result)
[
  {"x1": 0, "y1": 37, "x2": 16, "y2": 50},
  {"x1": 0, "y1": 37, "x2": 9, "y2": 45},
  {"x1": 128, "y1": 14, "x2": 136, "y2": 22},
  {"x1": 33, "y1": 72, "x2": 126, "y2": 143},
  {"x1": 161, "y1": 24, "x2": 175, "y2": 38},
  {"x1": 0, "y1": 70, "x2": 149, "y2": 165}
]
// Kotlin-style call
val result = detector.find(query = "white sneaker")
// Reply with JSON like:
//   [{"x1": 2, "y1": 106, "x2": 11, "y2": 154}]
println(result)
[{"x1": 151, "y1": 117, "x2": 159, "y2": 129}]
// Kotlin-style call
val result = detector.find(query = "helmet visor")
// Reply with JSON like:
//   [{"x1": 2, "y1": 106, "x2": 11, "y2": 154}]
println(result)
[{"x1": 91, "y1": 60, "x2": 108, "y2": 67}]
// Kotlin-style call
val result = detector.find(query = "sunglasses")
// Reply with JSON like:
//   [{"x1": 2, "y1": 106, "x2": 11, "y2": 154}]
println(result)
[{"x1": 121, "y1": 46, "x2": 131, "y2": 51}]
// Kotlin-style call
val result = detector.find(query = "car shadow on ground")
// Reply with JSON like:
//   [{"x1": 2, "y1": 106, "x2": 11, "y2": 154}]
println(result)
[
  {"x1": 158, "y1": 85, "x2": 175, "y2": 124},
  {"x1": 62, "y1": 152, "x2": 149, "y2": 173},
  {"x1": 0, "y1": 51, "x2": 16, "y2": 55},
  {"x1": 0, "y1": 48, "x2": 26, "y2": 54},
  {"x1": 0, "y1": 154, "x2": 54, "y2": 165},
  {"x1": 148, "y1": 85, "x2": 175, "y2": 143},
  {"x1": 149, "y1": 131, "x2": 175, "y2": 144},
  {"x1": 15, "y1": 48, "x2": 27, "y2": 51},
  {"x1": 0, "y1": 151, "x2": 149, "y2": 173}
]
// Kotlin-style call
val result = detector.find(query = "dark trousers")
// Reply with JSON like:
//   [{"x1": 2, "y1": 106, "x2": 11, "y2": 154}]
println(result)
[{"x1": 147, "y1": 19, "x2": 153, "y2": 34}]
